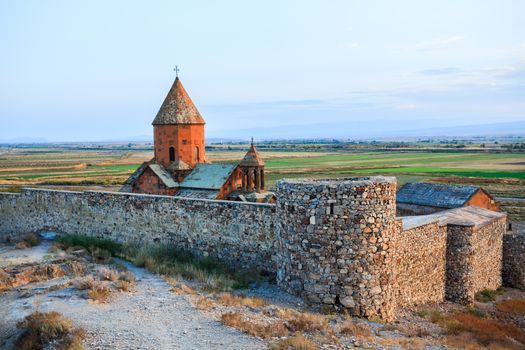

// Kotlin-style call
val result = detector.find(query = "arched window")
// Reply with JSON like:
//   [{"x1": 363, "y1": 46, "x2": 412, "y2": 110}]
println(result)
[
  {"x1": 195, "y1": 146, "x2": 200, "y2": 162},
  {"x1": 169, "y1": 147, "x2": 175, "y2": 162}
]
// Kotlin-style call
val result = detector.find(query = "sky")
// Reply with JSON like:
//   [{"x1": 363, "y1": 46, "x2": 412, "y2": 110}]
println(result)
[{"x1": 0, "y1": 0, "x2": 524, "y2": 141}]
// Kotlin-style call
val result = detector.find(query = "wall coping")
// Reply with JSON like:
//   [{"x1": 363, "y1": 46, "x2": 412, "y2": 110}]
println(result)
[
  {"x1": 17, "y1": 188, "x2": 276, "y2": 208},
  {"x1": 276, "y1": 176, "x2": 396, "y2": 187}
]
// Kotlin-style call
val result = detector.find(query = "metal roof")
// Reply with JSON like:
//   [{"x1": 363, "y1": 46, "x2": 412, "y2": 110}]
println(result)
[
  {"x1": 179, "y1": 164, "x2": 236, "y2": 190},
  {"x1": 119, "y1": 161, "x2": 150, "y2": 193},
  {"x1": 152, "y1": 77, "x2": 205, "y2": 125},
  {"x1": 401, "y1": 206, "x2": 506, "y2": 230},
  {"x1": 397, "y1": 182, "x2": 480, "y2": 209},
  {"x1": 149, "y1": 164, "x2": 179, "y2": 188},
  {"x1": 176, "y1": 188, "x2": 220, "y2": 200}
]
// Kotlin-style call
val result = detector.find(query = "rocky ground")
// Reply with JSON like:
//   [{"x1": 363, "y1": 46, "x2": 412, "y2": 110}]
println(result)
[
  {"x1": 0, "y1": 238, "x2": 265, "y2": 350},
  {"x1": 1, "y1": 235, "x2": 524, "y2": 350}
]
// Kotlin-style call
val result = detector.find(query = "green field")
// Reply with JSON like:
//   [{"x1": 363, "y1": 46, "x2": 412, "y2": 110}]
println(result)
[{"x1": 1, "y1": 149, "x2": 524, "y2": 186}]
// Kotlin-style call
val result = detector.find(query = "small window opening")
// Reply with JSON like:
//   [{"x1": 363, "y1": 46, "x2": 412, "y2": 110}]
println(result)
[
  {"x1": 195, "y1": 146, "x2": 200, "y2": 162},
  {"x1": 169, "y1": 147, "x2": 175, "y2": 162}
]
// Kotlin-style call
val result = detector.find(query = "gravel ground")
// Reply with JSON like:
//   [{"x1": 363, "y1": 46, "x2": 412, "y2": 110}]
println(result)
[{"x1": 0, "y1": 243, "x2": 267, "y2": 350}]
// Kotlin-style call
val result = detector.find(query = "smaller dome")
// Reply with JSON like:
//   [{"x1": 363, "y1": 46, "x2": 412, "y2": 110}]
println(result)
[{"x1": 240, "y1": 143, "x2": 264, "y2": 167}]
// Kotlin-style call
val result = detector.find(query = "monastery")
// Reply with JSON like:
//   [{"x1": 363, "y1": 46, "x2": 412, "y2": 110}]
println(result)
[{"x1": 121, "y1": 76, "x2": 275, "y2": 202}]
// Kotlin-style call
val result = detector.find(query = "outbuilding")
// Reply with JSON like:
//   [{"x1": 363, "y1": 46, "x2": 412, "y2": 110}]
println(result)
[{"x1": 396, "y1": 182, "x2": 499, "y2": 216}]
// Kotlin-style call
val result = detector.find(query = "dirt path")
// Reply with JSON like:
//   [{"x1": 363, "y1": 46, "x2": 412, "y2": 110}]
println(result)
[{"x1": 0, "y1": 243, "x2": 267, "y2": 350}]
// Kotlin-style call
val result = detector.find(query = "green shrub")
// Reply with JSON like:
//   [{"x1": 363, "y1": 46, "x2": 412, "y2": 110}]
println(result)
[
  {"x1": 57, "y1": 234, "x2": 264, "y2": 292},
  {"x1": 57, "y1": 234, "x2": 121, "y2": 257},
  {"x1": 475, "y1": 288, "x2": 504, "y2": 303}
]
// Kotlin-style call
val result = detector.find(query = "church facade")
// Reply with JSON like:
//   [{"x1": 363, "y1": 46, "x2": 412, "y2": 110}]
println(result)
[{"x1": 121, "y1": 77, "x2": 274, "y2": 202}]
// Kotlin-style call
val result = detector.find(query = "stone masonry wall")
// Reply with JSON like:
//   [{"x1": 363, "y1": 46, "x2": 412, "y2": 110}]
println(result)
[
  {"x1": 445, "y1": 219, "x2": 505, "y2": 303},
  {"x1": 0, "y1": 189, "x2": 276, "y2": 272},
  {"x1": 394, "y1": 221, "x2": 446, "y2": 308},
  {"x1": 275, "y1": 177, "x2": 398, "y2": 320},
  {"x1": 0, "y1": 179, "x2": 516, "y2": 320},
  {"x1": 503, "y1": 232, "x2": 525, "y2": 290}
]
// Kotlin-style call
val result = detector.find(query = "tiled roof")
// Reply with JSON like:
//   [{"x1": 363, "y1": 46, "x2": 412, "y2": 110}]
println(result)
[
  {"x1": 397, "y1": 182, "x2": 480, "y2": 209},
  {"x1": 152, "y1": 77, "x2": 205, "y2": 125},
  {"x1": 401, "y1": 206, "x2": 506, "y2": 230},
  {"x1": 179, "y1": 164, "x2": 236, "y2": 190},
  {"x1": 149, "y1": 164, "x2": 179, "y2": 188},
  {"x1": 240, "y1": 143, "x2": 265, "y2": 167}
]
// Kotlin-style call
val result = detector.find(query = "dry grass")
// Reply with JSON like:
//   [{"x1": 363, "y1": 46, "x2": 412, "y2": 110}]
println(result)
[
  {"x1": 337, "y1": 320, "x2": 373, "y2": 339},
  {"x1": 270, "y1": 333, "x2": 317, "y2": 350},
  {"x1": 118, "y1": 270, "x2": 135, "y2": 283},
  {"x1": 72, "y1": 276, "x2": 97, "y2": 290},
  {"x1": 217, "y1": 293, "x2": 268, "y2": 309},
  {"x1": 496, "y1": 299, "x2": 525, "y2": 315},
  {"x1": 98, "y1": 267, "x2": 119, "y2": 282},
  {"x1": 22, "y1": 233, "x2": 41, "y2": 247},
  {"x1": 398, "y1": 338, "x2": 427, "y2": 350},
  {"x1": 434, "y1": 311, "x2": 525, "y2": 349},
  {"x1": 221, "y1": 312, "x2": 289, "y2": 339},
  {"x1": 87, "y1": 283, "x2": 112, "y2": 303},
  {"x1": 67, "y1": 261, "x2": 87, "y2": 277},
  {"x1": 114, "y1": 280, "x2": 132, "y2": 292},
  {"x1": 284, "y1": 312, "x2": 331, "y2": 334},
  {"x1": 169, "y1": 282, "x2": 196, "y2": 295},
  {"x1": 14, "y1": 311, "x2": 86, "y2": 350},
  {"x1": 193, "y1": 296, "x2": 216, "y2": 310},
  {"x1": 91, "y1": 247, "x2": 112, "y2": 264}
]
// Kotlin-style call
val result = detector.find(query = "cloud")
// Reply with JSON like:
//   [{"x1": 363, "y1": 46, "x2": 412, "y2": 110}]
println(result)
[
  {"x1": 339, "y1": 42, "x2": 360, "y2": 49},
  {"x1": 417, "y1": 36, "x2": 465, "y2": 51},
  {"x1": 396, "y1": 103, "x2": 417, "y2": 110},
  {"x1": 420, "y1": 67, "x2": 462, "y2": 76}
]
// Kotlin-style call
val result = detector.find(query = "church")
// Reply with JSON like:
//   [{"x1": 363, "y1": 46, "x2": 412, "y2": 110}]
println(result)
[{"x1": 121, "y1": 76, "x2": 275, "y2": 203}]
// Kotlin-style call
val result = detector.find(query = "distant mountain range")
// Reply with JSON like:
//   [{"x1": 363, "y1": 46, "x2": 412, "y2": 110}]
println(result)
[
  {"x1": 217, "y1": 120, "x2": 525, "y2": 141},
  {"x1": 1, "y1": 121, "x2": 523, "y2": 144}
]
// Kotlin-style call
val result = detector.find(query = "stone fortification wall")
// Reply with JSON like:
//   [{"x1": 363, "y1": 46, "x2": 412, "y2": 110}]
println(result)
[
  {"x1": 275, "y1": 177, "x2": 398, "y2": 320},
  {"x1": 0, "y1": 178, "x2": 516, "y2": 320},
  {"x1": 394, "y1": 220, "x2": 446, "y2": 308},
  {"x1": 0, "y1": 189, "x2": 276, "y2": 272},
  {"x1": 445, "y1": 219, "x2": 505, "y2": 303},
  {"x1": 503, "y1": 232, "x2": 525, "y2": 290}
]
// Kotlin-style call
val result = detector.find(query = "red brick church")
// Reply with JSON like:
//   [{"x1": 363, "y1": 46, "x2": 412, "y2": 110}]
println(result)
[{"x1": 121, "y1": 76, "x2": 274, "y2": 202}]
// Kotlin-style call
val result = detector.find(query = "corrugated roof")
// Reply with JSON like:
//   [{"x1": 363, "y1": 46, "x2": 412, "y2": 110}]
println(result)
[
  {"x1": 152, "y1": 77, "x2": 205, "y2": 125},
  {"x1": 402, "y1": 206, "x2": 506, "y2": 230},
  {"x1": 397, "y1": 182, "x2": 480, "y2": 209},
  {"x1": 176, "y1": 188, "x2": 219, "y2": 200},
  {"x1": 179, "y1": 164, "x2": 235, "y2": 190},
  {"x1": 149, "y1": 164, "x2": 179, "y2": 188}
]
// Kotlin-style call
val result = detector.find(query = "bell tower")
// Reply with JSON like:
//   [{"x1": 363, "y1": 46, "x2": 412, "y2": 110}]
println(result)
[
  {"x1": 152, "y1": 76, "x2": 206, "y2": 169},
  {"x1": 239, "y1": 138, "x2": 265, "y2": 193}
]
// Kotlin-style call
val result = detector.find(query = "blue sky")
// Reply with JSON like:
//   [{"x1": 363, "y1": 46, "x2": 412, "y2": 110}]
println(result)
[{"x1": 0, "y1": 1, "x2": 524, "y2": 141}]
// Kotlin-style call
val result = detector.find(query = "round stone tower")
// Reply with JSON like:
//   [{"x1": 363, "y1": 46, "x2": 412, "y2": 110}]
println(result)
[{"x1": 275, "y1": 177, "x2": 398, "y2": 320}]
